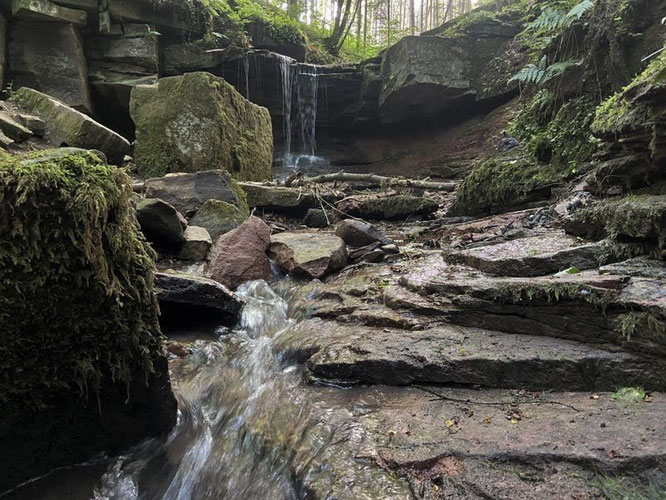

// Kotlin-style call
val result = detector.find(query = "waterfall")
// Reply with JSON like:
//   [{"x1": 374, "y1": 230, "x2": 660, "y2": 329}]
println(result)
[
  {"x1": 243, "y1": 53, "x2": 251, "y2": 100},
  {"x1": 277, "y1": 56, "x2": 327, "y2": 169}
]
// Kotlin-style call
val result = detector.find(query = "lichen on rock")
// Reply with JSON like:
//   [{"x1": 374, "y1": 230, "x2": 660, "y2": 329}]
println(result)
[{"x1": 130, "y1": 71, "x2": 273, "y2": 180}]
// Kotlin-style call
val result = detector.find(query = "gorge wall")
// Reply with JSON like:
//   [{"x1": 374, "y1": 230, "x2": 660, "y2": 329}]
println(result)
[{"x1": 0, "y1": 0, "x2": 528, "y2": 171}]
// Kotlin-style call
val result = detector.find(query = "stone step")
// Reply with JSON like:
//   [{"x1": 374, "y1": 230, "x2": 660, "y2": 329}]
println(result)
[
  {"x1": 443, "y1": 230, "x2": 607, "y2": 277},
  {"x1": 394, "y1": 254, "x2": 666, "y2": 356},
  {"x1": 278, "y1": 319, "x2": 666, "y2": 391},
  {"x1": 349, "y1": 385, "x2": 666, "y2": 498}
]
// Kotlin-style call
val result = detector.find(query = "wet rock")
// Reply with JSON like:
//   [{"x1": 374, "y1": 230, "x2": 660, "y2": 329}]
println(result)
[
  {"x1": 136, "y1": 198, "x2": 186, "y2": 248},
  {"x1": 177, "y1": 226, "x2": 212, "y2": 262},
  {"x1": 335, "y1": 219, "x2": 393, "y2": 247},
  {"x1": 356, "y1": 386, "x2": 666, "y2": 498},
  {"x1": 189, "y1": 199, "x2": 248, "y2": 242},
  {"x1": 8, "y1": 21, "x2": 92, "y2": 112},
  {"x1": 293, "y1": 320, "x2": 666, "y2": 391},
  {"x1": 206, "y1": 216, "x2": 272, "y2": 290},
  {"x1": 11, "y1": 88, "x2": 130, "y2": 164},
  {"x1": 269, "y1": 232, "x2": 347, "y2": 279},
  {"x1": 304, "y1": 208, "x2": 330, "y2": 228},
  {"x1": 155, "y1": 271, "x2": 243, "y2": 329},
  {"x1": 144, "y1": 170, "x2": 247, "y2": 217},
  {"x1": 355, "y1": 248, "x2": 385, "y2": 263},
  {"x1": 130, "y1": 72, "x2": 273, "y2": 180},
  {"x1": 337, "y1": 195, "x2": 438, "y2": 221},
  {"x1": 445, "y1": 231, "x2": 606, "y2": 277},
  {"x1": 599, "y1": 257, "x2": 666, "y2": 280},
  {"x1": 12, "y1": 0, "x2": 87, "y2": 25},
  {"x1": 0, "y1": 111, "x2": 32, "y2": 142},
  {"x1": 348, "y1": 242, "x2": 381, "y2": 260}
]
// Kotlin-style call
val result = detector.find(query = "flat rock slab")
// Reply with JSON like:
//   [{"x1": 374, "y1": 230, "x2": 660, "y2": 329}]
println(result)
[
  {"x1": 282, "y1": 319, "x2": 666, "y2": 391},
  {"x1": 394, "y1": 255, "x2": 666, "y2": 354},
  {"x1": 155, "y1": 272, "x2": 243, "y2": 328},
  {"x1": 11, "y1": 88, "x2": 129, "y2": 163},
  {"x1": 445, "y1": 231, "x2": 606, "y2": 277},
  {"x1": 269, "y1": 232, "x2": 347, "y2": 279},
  {"x1": 354, "y1": 386, "x2": 666, "y2": 497},
  {"x1": 239, "y1": 183, "x2": 339, "y2": 213}
]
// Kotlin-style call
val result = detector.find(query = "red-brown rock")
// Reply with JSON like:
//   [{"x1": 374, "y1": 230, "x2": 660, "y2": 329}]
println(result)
[{"x1": 205, "y1": 216, "x2": 272, "y2": 290}]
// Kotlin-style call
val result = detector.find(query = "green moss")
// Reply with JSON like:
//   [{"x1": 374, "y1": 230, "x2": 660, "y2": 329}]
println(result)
[
  {"x1": 189, "y1": 199, "x2": 248, "y2": 240},
  {"x1": 0, "y1": 149, "x2": 163, "y2": 414},
  {"x1": 593, "y1": 47, "x2": 666, "y2": 137},
  {"x1": 451, "y1": 155, "x2": 565, "y2": 215},
  {"x1": 509, "y1": 90, "x2": 599, "y2": 168}
]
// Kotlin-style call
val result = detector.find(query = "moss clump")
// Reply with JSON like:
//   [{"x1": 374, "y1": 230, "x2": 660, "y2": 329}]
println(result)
[
  {"x1": 189, "y1": 199, "x2": 248, "y2": 241},
  {"x1": 0, "y1": 149, "x2": 164, "y2": 414},
  {"x1": 569, "y1": 195, "x2": 666, "y2": 257},
  {"x1": 509, "y1": 90, "x2": 599, "y2": 168},
  {"x1": 593, "y1": 47, "x2": 666, "y2": 138},
  {"x1": 130, "y1": 72, "x2": 273, "y2": 181},
  {"x1": 443, "y1": 10, "x2": 499, "y2": 38},
  {"x1": 451, "y1": 154, "x2": 565, "y2": 215}
]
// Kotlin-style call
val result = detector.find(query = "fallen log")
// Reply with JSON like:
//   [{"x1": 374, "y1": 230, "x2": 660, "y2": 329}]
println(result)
[{"x1": 293, "y1": 172, "x2": 457, "y2": 192}]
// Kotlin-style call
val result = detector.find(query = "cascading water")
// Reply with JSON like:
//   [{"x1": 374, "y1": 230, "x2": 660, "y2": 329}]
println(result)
[
  {"x1": 75, "y1": 279, "x2": 410, "y2": 500},
  {"x1": 277, "y1": 56, "x2": 328, "y2": 170}
]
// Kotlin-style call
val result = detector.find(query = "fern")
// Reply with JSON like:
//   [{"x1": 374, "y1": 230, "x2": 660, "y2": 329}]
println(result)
[{"x1": 565, "y1": 0, "x2": 594, "y2": 23}]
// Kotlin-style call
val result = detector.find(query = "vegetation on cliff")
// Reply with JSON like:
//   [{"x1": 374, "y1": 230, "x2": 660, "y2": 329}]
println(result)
[{"x1": 0, "y1": 149, "x2": 164, "y2": 414}]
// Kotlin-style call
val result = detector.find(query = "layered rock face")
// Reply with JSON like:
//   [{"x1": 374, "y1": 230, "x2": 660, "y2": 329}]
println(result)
[
  {"x1": 0, "y1": 149, "x2": 176, "y2": 491},
  {"x1": 130, "y1": 72, "x2": 273, "y2": 180}
]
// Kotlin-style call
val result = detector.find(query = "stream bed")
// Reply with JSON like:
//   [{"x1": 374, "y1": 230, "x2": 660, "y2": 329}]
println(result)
[{"x1": 8, "y1": 280, "x2": 411, "y2": 500}]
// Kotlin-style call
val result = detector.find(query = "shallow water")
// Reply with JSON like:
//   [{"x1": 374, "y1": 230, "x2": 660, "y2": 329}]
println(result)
[{"x1": 10, "y1": 280, "x2": 410, "y2": 500}]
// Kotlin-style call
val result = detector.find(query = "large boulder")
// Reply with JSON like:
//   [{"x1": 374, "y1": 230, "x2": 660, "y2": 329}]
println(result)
[
  {"x1": 269, "y1": 232, "x2": 347, "y2": 279},
  {"x1": 10, "y1": 87, "x2": 131, "y2": 164},
  {"x1": 144, "y1": 170, "x2": 248, "y2": 217},
  {"x1": 136, "y1": 198, "x2": 187, "y2": 249},
  {"x1": 0, "y1": 149, "x2": 176, "y2": 491},
  {"x1": 189, "y1": 199, "x2": 248, "y2": 242},
  {"x1": 378, "y1": 24, "x2": 523, "y2": 124},
  {"x1": 155, "y1": 272, "x2": 243, "y2": 329},
  {"x1": 130, "y1": 72, "x2": 273, "y2": 180},
  {"x1": 11, "y1": 0, "x2": 87, "y2": 25},
  {"x1": 206, "y1": 216, "x2": 272, "y2": 290},
  {"x1": 8, "y1": 21, "x2": 92, "y2": 112}
]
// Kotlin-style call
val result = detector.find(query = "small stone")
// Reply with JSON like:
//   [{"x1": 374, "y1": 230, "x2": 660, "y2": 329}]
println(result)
[
  {"x1": 136, "y1": 198, "x2": 186, "y2": 248},
  {"x1": 336, "y1": 219, "x2": 393, "y2": 247},
  {"x1": 177, "y1": 226, "x2": 212, "y2": 261},
  {"x1": 304, "y1": 208, "x2": 330, "y2": 228},
  {"x1": 189, "y1": 199, "x2": 247, "y2": 241},
  {"x1": 0, "y1": 111, "x2": 32, "y2": 142},
  {"x1": 381, "y1": 244, "x2": 400, "y2": 255},
  {"x1": 269, "y1": 232, "x2": 348, "y2": 279}
]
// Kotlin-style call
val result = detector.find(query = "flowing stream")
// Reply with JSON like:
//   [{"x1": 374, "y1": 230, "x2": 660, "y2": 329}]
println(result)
[{"x1": 84, "y1": 280, "x2": 410, "y2": 500}]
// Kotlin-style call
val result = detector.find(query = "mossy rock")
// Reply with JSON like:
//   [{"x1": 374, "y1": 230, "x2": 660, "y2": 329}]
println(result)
[
  {"x1": 450, "y1": 154, "x2": 564, "y2": 216},
  {"x1": 130, "y1": 72, "x2": 273, "y2": 181},
  {"x1": 0, "y1": 148, "x2": 176, "y2": 489},
  {"x1": 566, "y1": 195, "x2": 666, "y2": 258},
  {"x1": 189, "y1": 199, "x2": 248, "y2": 241}
]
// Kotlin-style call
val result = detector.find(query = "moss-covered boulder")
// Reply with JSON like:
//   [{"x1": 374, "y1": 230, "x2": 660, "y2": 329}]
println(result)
[
  {"x1": 130, "y1": 72, "x2": 273, "y2": 180},
  {"x1": 0, "y1": 149, "x2": 176, "y2": 490},
  {"x1": 189, "y1": 199, "x2": 248, "y2": 242},
  {"x1": 337, "y1": 194, "x2": 439, "y2": 220},
  {"x1": 450, "y1": 155, "x2": 563, "y2": 216}
]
